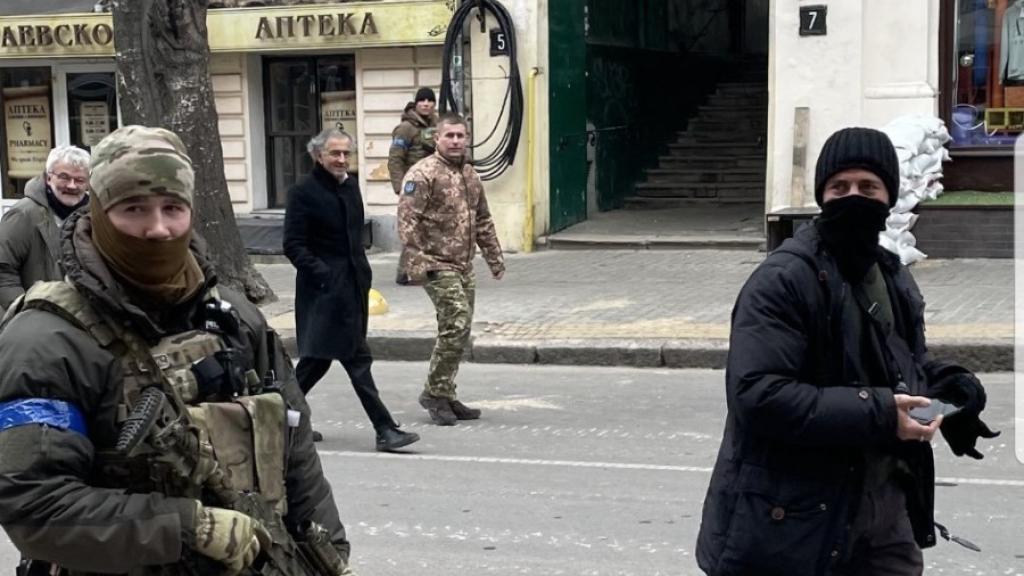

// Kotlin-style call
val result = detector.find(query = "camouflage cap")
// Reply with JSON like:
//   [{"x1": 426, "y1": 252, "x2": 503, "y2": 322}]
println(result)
[{"x1": 89, "y1": 125, "x2": 195, "y2": 209}]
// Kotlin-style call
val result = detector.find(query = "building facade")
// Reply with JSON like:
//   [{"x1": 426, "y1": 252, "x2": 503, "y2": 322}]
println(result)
[
  {"x1": 1, "y1": 1, "x2": 1005, "y2": 254},
  {"x1": 0, "y1": 0, "x2": 454, "y2": 229}
]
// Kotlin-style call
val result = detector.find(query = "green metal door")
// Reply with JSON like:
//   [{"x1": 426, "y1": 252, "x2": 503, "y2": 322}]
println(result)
[{"x1": 547, "y1": 0, "x2": 588, "y2": 232}]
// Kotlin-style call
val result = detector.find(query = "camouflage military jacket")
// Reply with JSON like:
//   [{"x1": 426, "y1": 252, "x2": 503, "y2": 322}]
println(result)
[
  {"x1": 387, "y1": 107, "x2": 437, "y2": 194},
  {"x1": 397, "y1": 153, "x2": 504, "y2": 281}
]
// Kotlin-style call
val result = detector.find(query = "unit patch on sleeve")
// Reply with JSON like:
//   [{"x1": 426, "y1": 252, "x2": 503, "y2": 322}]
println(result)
[
  {"x1": 392, "y1": 138, "x2": 410, "y2": 149},
  {"x1": 403, "y1": 181, "x2": 418, "y2": 195}
]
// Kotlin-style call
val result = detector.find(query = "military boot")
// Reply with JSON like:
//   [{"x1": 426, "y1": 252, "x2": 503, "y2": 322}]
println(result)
[
  {"x1": 449, "y1": 399, "x2": 481, "y2": 420},
  {"x1": 376, "y1": 426, "x2": 421, "y2": 452},
  {"x1": 418, "y1": 390, "x2": 457, "y2": 426}
]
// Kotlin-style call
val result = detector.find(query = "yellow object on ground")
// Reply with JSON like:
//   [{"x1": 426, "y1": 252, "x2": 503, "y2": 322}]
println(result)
[{"x1": 368, "y1": 288, "x2": 389, "y2": 315}]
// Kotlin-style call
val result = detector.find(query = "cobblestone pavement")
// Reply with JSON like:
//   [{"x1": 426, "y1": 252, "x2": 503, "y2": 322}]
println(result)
[{"x1": 260, "y1": 249, "x2": 1013, "y2": 343}]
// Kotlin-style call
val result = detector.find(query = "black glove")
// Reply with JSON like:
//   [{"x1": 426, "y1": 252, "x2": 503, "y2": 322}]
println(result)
[
  {"x1": 931, "y1": 372, "x2": 1000, "y2": 459},
  {"x1": 940, "y1": 414, "x2": 1000, "y2": 459}
]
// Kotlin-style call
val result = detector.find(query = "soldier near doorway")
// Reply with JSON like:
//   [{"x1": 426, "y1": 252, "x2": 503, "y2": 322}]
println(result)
[{"x1": 388, "y1": 87, "x2": 438, "y2": 285}]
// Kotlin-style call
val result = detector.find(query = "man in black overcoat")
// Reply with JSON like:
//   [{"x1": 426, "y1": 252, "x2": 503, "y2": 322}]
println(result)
[
  {"x1": 695, "y1": 127, "x2": 999, "y2": 576},
  {"x1": 284, "y1": 128, "x2": 419, "y2": 452}
]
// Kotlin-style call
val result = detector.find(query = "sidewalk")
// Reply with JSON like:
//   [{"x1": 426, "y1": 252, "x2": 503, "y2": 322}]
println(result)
[{"x1": 258, "y1": 249, "x2": 1013, "y2": 371}]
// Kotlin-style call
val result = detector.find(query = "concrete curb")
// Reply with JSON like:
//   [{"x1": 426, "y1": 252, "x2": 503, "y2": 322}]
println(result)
[{"x1": 278, "y1": 331, "x2": 1013, "y2": 372}]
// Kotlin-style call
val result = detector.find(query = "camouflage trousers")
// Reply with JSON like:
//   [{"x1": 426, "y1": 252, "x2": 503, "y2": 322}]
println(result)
[{"x1": 423, "y1": 270, "x2": 476, "y2": 399}]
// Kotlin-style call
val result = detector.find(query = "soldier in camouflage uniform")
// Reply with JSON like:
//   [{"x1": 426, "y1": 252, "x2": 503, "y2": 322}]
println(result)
[
  {"x1": 397, "y1": 113, "x2": 504, "y2": 426},
  {"x1": 0, "y1": 126, "x2": 352, "y2": 575},
  {"x1": 388, "y1": 87, "x2": 437, "y2": 285}
]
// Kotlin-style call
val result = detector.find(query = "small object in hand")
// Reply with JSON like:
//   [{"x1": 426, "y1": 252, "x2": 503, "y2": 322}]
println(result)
[{"x1": 909, "y1": 399, "x2": 961, "y2": 424}]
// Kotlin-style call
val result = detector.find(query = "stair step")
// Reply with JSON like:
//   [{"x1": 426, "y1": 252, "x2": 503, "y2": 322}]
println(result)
[
  {"x1": 624, "y1": 196, "x2": 764, "y2": 209},
  {"x1": 646, "y1": 172, "x2": 764, "y2": 185},
  {"x1": 697, "y1": 113, "x2": 768, "y2": 122},
  {"x1": 687, "y1": 120, "x2": 767, "y2": 131},
  {"x1": 710, "y1": 93, "x2": 768, "y2": 102},
  {"x1": 635, "y1": 182, "x2": 764, "y2": 198},
  {"x1": 658, "y1": 157, "x2": 766, "y2": 168},
  {"x1": 715, "y1": 87, "x2": 768, "y2": 96},
  {"x1": 648, "y1": 167, "x2": 765, "y2": 175},
  {"x1": 669, "y1": 142, "x2": 766, "y2": 152},
  {"x1": 708, "y1": 99, "x2": 768, "y2": 108},
  {"x1": 646, "y1": 178, "x2": 765, "y2": 187},
  {"x1": 634, "y1": 191, "x2": 764, "y2": 202},
  {"x1": 676, "y1": 134, "x2": 766, "y2": 144},
  {"x1": 699, "y1": 105, "x2": 768, "y2": 115},
  {"x1": 716, "y1": 81, "x2": 766, "y2": 89}
]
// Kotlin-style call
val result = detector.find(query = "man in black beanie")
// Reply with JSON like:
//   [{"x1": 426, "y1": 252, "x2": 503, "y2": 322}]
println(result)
[
  {"x1": 695, "y1": 127, "x2": 998, "y2": 575},
  {"x1": 388, "y1": 87, "x2": 438, "y2": 285}
]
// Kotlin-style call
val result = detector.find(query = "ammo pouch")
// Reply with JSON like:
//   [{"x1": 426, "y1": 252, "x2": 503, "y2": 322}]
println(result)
[{"x1": 187, "y1": 394, "x2": 288, "y2": 514}]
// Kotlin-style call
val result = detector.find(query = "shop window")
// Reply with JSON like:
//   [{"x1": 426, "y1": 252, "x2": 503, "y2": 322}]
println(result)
[
  {"x1": 950, "y1": 0, "x2": 1024, "y2": 148},
  {"x1": 1, "y1": 67, "x2": 53, "y2": 200},
  {"x1": 67, "y1": 72, "x2": 118, "y2": 153},
  {"x1": 264, "y1": 55, "x2": 355, "y2": 209},
  {"x1": 318, "y1": 57, "x2": 358, "y2": 169}
]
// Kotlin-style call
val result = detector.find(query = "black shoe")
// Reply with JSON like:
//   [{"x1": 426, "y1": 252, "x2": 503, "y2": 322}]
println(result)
[
  {"x1": 418, "y1": 391, "x2": 457, "y2": 426},
  {"x1": 312, "y1": 430, "x2": 324, "y2": 442},
  {"x1": 396, "y1": 273, "x2": 411, "y2": 285},
  {"x1": 449, "y1": 399, "x2": 481, "y2": 420},
  {"x1": 376, "y1": 427, "x2": 421, "y2": 452}
]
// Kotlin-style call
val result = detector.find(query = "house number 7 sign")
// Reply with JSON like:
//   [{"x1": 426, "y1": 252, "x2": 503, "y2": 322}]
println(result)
[{"x1": 800, "y1": 5, "x2": 827, "y2": 36}]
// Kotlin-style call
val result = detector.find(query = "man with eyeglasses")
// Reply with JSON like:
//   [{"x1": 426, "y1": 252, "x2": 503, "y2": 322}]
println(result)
[{"x1": 0, "y1": 145, "x2": 91, "y2": 313}]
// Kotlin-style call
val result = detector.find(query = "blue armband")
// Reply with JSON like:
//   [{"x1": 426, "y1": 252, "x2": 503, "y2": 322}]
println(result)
[
  {"x1": 391, "y1": 137, "x2": 410, "y2": 150},
  {"x1": 0, "y1": 398, "x2": 88, "y2": 436}
]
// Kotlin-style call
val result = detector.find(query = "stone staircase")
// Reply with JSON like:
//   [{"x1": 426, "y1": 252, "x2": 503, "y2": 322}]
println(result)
[{"x1": 633, "y1": 79, "x2": 767, "y2": 204}]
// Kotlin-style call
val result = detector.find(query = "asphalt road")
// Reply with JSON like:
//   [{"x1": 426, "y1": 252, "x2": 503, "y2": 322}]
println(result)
[{"x1": 0, "y1": 364, "x2": 1020, "y2": 575}]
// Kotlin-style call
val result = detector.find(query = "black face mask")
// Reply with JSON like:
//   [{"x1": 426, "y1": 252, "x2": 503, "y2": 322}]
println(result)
[{"x1": 816, "y1": 195, "x2": 890, "y2": 283}]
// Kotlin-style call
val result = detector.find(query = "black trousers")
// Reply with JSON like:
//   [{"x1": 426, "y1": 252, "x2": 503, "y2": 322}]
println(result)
[{"x1": 295, "y1": 340, "x2": 396, "y2": 431}]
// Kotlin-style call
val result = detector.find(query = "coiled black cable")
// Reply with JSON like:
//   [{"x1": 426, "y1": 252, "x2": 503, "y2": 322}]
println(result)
[{"x1": 439, "y1": 0, "x2": 523, "y2": 181}]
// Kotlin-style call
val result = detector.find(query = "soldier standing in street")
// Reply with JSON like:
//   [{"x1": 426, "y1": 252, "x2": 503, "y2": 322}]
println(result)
[
  {"x1": 388, "y1": 87, "x2": 437, "y2": 285},
  {"x1": 398, "y1": 113, "x2": 505, "y2": 426},
  {"x1": 284, "y1": 127, "x2": 420, "y2": 452},
  {"x1": 0, "y1": 145, "x2": 91, "y2": 313},
  {"x1": 0, "y1": 126, "x2": 353, "y2": 575}
]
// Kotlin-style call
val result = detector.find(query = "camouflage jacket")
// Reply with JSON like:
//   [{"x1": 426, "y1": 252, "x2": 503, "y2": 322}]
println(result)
[
  {"x1": 397, "y1": 153, "x2": 504, "y2": 280},
  {"x1": 387, "y1": 106, "x2": 437, "y2": 194}
]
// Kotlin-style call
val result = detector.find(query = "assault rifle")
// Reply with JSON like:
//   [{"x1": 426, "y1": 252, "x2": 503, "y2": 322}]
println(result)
[{"x1": 117, "y1": 386, "x2": 348, "y2": 575}]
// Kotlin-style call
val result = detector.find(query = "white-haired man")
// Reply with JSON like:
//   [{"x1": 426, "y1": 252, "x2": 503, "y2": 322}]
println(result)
[{"x1": 0, "y1": 145, "x2": 91, "y2": 311}]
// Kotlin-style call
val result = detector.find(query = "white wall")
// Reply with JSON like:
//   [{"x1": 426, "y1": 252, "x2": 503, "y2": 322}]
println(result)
[
  {"x1": 767, "y1": 0, "x2": 941, "y2": 211},
  {"x1": 468, "y1": 0, "x2": 549, "y2": 251},
  {"x1": 210, "y1": 53, "x2": 254, "y2": 211},
  {"x1": 358, "y1": 46, "x2": 442, "y2": 211}
]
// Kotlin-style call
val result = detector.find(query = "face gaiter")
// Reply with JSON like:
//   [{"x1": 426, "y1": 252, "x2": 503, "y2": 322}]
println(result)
[
  {"x1": 815, "y1": 195, "x2": 890, "y2": 283},
  {"x1": 89, "y1": 200, "x2": 203, "y2": 305},
  {"x1": 45, "y1": 185, "x2": 88, "y2": 221}
]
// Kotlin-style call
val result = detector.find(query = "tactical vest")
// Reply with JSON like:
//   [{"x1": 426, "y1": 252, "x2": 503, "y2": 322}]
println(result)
[{"x1": 5, "y1": 281, "x2": 288, "y2": 515}]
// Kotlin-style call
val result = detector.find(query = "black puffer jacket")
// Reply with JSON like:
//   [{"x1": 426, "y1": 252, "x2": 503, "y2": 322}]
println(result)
[{"x1": 695, "y1": 223, "x2": 954, "y2": 576}]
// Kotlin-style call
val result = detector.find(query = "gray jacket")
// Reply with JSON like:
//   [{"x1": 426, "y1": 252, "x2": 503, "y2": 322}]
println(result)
[
  {"x1": 0, "y1": 176, "x2": 62, "y2": 312},
  {"x1": 1001, "y1": 2, "x2": 1024, "y2": 83}
]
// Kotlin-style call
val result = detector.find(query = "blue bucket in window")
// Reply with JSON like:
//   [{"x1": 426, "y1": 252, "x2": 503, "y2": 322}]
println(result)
[{"x1": 951, "y1": 104, "x2": 985, "y2": 145}]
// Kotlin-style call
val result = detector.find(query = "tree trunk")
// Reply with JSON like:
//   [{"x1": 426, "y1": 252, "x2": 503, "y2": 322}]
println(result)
[{"x1": 111, "y1": 0, "x2": 274, "y2": 304}]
